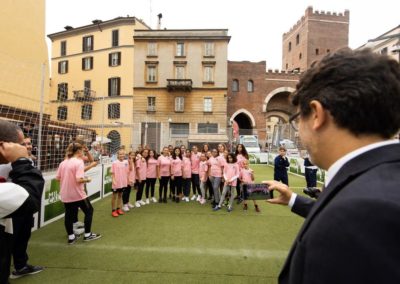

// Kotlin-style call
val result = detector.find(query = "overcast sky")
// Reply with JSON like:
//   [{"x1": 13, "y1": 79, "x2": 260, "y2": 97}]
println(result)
[{"x1": 46, "y1": 0, "x2": 399, "y2": 69}]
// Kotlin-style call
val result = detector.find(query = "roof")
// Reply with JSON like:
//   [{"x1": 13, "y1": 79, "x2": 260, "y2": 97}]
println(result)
[{"x1": 134, "y1": 29, "x2": 230, "y2": 41}]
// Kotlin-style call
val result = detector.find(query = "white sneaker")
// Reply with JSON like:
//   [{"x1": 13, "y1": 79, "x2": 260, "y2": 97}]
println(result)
[
  {"x1": 191, "y1": 195, "x2": 197, "y2": 201},
  {"x1": 196, "y1": 195, "x2": 202, "y2": 202},
  {"x1": 135, "y1": 201, "x2": 141, "y2": 208},
  {"x1": 145, "y1": 198, "x2": 150, "y2": 204},
  {"x1": 123, "y1": 205, "x2": 130, "y2": 212},
  {"x1": 151, "y1": 197, "x2": 158, "y2": 203},
  {"x1": 185, "y1": 197, "x2": 189, "y2": 202},
  {"x1": 139, "y1": 200, "x2": 146, "y2": 205},
  {"x1": 73, "y1": 228, "x2": 84, "y2": 235},
  {"x1": 127, "y1": 203, "x2": 134, "y2": 209}
]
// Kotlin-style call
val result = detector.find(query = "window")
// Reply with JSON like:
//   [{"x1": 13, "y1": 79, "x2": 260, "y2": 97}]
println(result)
[
  {"x1": 327, "y1": 49, "x2": 330, "y2": 53},
  {"x1": 296, "y1": 34, "x2": 300, "y2": 45},
  {"x1": 175, "y1": 66, "x2": 185, "y2": 79},
  {"x1": 170, "y1": 123, "x2": 189, "y2": 136},
  {"x1": 57, "y1": 106, "x2": 67, "y2": 121},
  {"x1": 81, "y1": 104, "x2": 92, "y2": 120},
  {"x1": 204, "y1": 97, "x2": 212, "y2": 112},
  {"x1": 204, "y1": 42, "x2": 214, "y2": 56},
  {"x1": 285, "y1": 63, "x2": 288, "y2": 70},
  {"x1": 82, "y1": 35, "x2": 94, "y2": 52},
  {"x1": 316, "y1": 48, "x2": 319, "y2": 55},
  {"x1": 109, "y1": 52, "x2": 121, "y2": 66},
  {"x1": 108, "y1": 103, "x2": 120, "y2": 119},
  {"x1": 247, "y1": 80, "x2": 254, "y2": 92},
  {"x1": 198, "y1": 123, "x2": 218, "y2": 134},
  {"x1": 204, "y1": 66, "x2": 214, "y2": 82},
  {"x1": 82, "y1": 57, "x2": 93, "y2": 70},
  {"x1": 60, "y1": 41, "x2": 66, "y2": 56},
  {"x1": 175, "y1": 97, "x2": 184, "y2": 112},
  {"x1": 58, "y1": 60, "x2": 68, "y2": 74},
  {"x1": 84, "y1": 80, "x2": 91, "y2": 96},
  {"x1": 176, "y1": 42, "x2": 185, "y2": 56},
  {"x1": 288, "y1": 42, "x2": 292, "y2": 52},
  {"x1": 57, "y1": 83, "x2": 68, "y2": 101},
  {"x1": 232, "y1": 79, "x2": 239, "y2": 92},
  {"x1": 299, "y1": 53, "x2": 302, "y2": 60},
  {"x1": 147, "y1": 42, "x2": 157, "y2": 56},
  {"x1": 108, "y1": 77, "x2": 121, "y2": 97},
  {"x1": 147, "y1": 97, "x2": 156, "y2": 111},
  {"x1": 112, "y1": 30, "x2": 119, "y2": 47},
  {"x1": 147, "y1": 66, "x2": 157, "y2": 82}
]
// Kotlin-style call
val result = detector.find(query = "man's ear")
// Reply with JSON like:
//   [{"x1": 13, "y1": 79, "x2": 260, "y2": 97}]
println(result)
[{"x1": 309, "y1": 100, "x2": 328, "y2": 130}]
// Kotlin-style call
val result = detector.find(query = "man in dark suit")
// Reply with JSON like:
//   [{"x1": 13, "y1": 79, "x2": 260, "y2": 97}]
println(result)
[{"x1": 264, "y1": 48, "x2": 400, "y2": 283}]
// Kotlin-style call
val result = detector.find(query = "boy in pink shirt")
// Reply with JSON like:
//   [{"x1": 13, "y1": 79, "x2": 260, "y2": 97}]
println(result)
[
  {"x1": 182, "y1": 150, "x2": 192, "y2": 202},
  {"x1": 111, "y1": 150, "x2": 129, "y2": 217},
  {"x1": 157, "y1": 147, "x2": 172, "y2": 203},
  {"x1": 190, "y1": 146, "x2": 201, "y2": 201},
  {"x1": 198, "y1": 152, "x2": 209, "y2": 204}
]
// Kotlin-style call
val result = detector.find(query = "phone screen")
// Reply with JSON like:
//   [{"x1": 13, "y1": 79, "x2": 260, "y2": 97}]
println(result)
[{"x1": 245, "y1": 183, "x2": 273, "y2": 200}]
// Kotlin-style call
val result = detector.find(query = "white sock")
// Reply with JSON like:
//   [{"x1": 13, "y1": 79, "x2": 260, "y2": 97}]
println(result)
[
  {"x1": 68, "y1": 234, "x2": 75, "y2": 240},
  {"x1": 85, "y1": 232, "x2": 91, "y2": 237}
]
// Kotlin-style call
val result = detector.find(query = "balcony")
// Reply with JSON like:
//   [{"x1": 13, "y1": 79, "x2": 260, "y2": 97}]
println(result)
[
  {"x1": 73, "y1": 89, "x2": 96, "y2": 102},
  {"x1": 167, "y1": 79, "x2": 192, "y2": 92}
]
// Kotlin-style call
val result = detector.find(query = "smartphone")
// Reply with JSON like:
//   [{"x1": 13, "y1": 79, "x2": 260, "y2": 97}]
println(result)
[{"x1": 245, "y1": 183, "x2": 274, "y2": 200}]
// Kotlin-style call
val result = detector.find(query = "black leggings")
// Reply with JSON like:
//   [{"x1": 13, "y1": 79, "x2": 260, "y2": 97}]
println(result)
[
  {"x1": 136, "y1": 180, "x2": 146, "y2": 201},
  {"x1": 207, "y1": 178, "x2": 213, "y2": 198},
  {"x1": 191, "y1": 174, "x2": 201, "y2": 195},
  {"x1": 159, "y1": 176, "x2": 170, "y2": 199},
  {"x1": 171, "y1": 176, "x2": 183, "y2": 196},
  {"x1": 64, "y1": 198, "x2": 94, "y2": 235},
  {"x1": 145, "y1": 178, "x2": 157, "y2": 198},
  {"x1": 122, "y1": 185, "x2": 132, "y2": 204},
  {"x1": 183, "y1": 178, "x2": 191, "y2": 197}
]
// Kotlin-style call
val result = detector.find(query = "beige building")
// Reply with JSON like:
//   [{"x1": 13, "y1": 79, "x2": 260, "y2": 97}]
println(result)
[
  {"x1": 133, "y1": 30, "x2": 231, "y2": 150},
  {"x1": 48, "y1": 17, "x2": 150, "y2": 152},
  {"x1": 358, "y1": 25, "x2": 400, "y2": 62}
]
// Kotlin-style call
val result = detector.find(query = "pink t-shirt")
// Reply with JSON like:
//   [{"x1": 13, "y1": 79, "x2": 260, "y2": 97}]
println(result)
[
  {"x1": 56, "y1": 157, "x2": 86, "y2": 203},
  {"x1": 171, "y1": 157, "x2": 183, "y2": 177},
  {"x1": 199, "y1": 161, "x2": 208, "y2": 182},
  {"x1": 136, "y1": 158, "x2": 147, "y2": 181},
  {"x1": 223, "y1": 163, "x2": 240, "y2": 186},
  {"x1": 240, "y1": 168, "x2": 254, "y2": 184},
  {"x1": 236, "y1": 154, "x2": 247, "y2": 169},
  {"x1": 128, "y1": 160, "x2": 136, "y2": 184},
  {"x1": 190, "y1": 152, "x2": 201, "y2": 174},
  {"x1": 182, "y1": 157, "x2": 192, "y2": 178},
  {"x1": 208, "y1": 156, "x2": 223, "y2": 177},
  {"x1": 146, "y1": 157, "x2": 158, "y2": 179},
  {"x1": 111, "y1": 160, "x2": 129, "y2": 189},
  {"x1": 158, "y1": 155, "x2": 171, "y2": 177}
]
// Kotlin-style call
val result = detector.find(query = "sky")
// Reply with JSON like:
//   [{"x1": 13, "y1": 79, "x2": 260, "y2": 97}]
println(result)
[{"x1": 46, "y1": 0, "x2": 399, "y2": 69}]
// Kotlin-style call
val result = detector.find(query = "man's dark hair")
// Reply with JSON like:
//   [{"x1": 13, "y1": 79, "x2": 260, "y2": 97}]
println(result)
[
  {"x1": 0, "y1": 119, "x2": 22, "y2": 142},
  {"x1": 292, "y1": 48, "x2": 400, "y2": 138}
]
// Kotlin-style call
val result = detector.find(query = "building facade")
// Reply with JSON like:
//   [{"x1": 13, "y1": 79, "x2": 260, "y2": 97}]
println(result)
[
  {"x1": 48, "y1": 17, "x2": 150, "y2": 152},
  {"x1": 282, "y1": 6, "x2": 349, "y2": 72},
  {"x1": 133, "y1": 30, "x2": 230, "y2": 150}
]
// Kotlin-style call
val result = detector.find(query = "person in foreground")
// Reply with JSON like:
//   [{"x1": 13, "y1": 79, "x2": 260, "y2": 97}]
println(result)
[{"x1": 264, "y1": 48, "x2": 400, "y2": 284}]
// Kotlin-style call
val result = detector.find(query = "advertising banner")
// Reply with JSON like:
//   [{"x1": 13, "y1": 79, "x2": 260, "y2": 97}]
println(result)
[{"x1": 102, "y1": 163, "x2": 113, "y2": 197}]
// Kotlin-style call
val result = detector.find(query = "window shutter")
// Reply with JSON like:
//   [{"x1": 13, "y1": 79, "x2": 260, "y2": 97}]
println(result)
[
  {"x1": 108, "y1": 78, "x2": 111, "y2": 96},
  {"x1": 82, "y1": 58, "x2": 85, "y2": 70},
  {"x1": 58, "y1": 62, "x2": 61, "y2": 73},
  {"x1": 65, "y1": 61, "x2": 68, "y2": 73},
  {"x1": 118, "y1": 52, "x2": 121, "y2": 65},
  {"x1": 117, "y1": 78, "x2": 121, "y2": 96},
  {"x1": 108, "y1": 53, "x2": 112, "y2": 66},
  {"x1": 90, "y1": 57, "x2": 93, "y2": 69}
]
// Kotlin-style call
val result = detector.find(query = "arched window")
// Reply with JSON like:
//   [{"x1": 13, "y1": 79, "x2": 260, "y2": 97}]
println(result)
[
  {"x1": 247, "y1": 80, "x2": 254, "y2": 93},
  {"x1": 232, "y1": 79, "x2": 239, "y2": 92},
  {"x1": 296, "y1": 34, "x2": 300, "y2": 45}
]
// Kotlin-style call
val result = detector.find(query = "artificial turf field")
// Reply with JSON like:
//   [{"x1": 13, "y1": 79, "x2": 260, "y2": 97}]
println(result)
[{"x1": 13, "y1": 165, "x2": 315, "y2": 284}]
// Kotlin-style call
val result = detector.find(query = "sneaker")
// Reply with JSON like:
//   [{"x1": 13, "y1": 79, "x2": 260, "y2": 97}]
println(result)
[
  {"x1": 139, "y1": 200, "x2": 146, "y2": 206},
  {"x1": 112, "y1": 211, "x2": 119, "y2": 217},
  {"x1": 127, "y1": 203, "x2": 134, "y2": 209},
  {"x1": 227, "y1": 206, "x2": 233, "y2": 212},
  {"x1": 145, "y1": 198, "x2": 150, "y2": 204},
  {"x1": 68, "y1": 234, "x2": 81, "y2": 245},
  {"x1": 73, "y1": 227, "x2": 85, "y2": 235},
  {"x1": 185, "y1": 197, "x2": 190, "y2": 202},
  {"x1": 243, "y1": 204, "x2": 248, "y2": 211},
  {"x1": 123, "y1": 205, "x2": 130, "y2": 212},
  {"x1": 73, "y1": 221, "x2": 84, "y2": 229},
  {"x1": 196, "y1": 195, "x2": 202, "y2": 202},
  {"x1": 191, "y1": 195, "x2": 197, "y2": 201},
  {"x1": 151, "y1": 197, "x2": 158, "y2": 203},
  {"x1": 117, "y1": 209, "x2": 124, "y2": 215},
  {"x1": 83, "y1": 233, "x2": 102, "y2": 242},
  {"x1": 10, "y1": 264, "x2": 44, "y2": 279},
  {"x1": 237, "y1": 198, "x2": 243, "y2": 205},
  {"x1": 255, "y1": 205, "x2": 261, "y2": 213},
  {"x1": 135, "y1": 201, "x2": 141, "y2": 208},
  {"x1": 213, "y1": 206, "x2": 221, "y2": 211}
]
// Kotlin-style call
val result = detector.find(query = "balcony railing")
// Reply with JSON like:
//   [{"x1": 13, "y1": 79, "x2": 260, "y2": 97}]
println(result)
[
  {"x1": 73, "y1": 89, "x2": 96, "y2": 102},
  {"x1": 167, "y1": 79, "x2": 193, "y2": 92}
]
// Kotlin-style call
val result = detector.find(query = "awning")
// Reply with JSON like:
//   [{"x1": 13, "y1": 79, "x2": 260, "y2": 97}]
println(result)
[{"x1": 187, "y1": 134, "x2": 229, "y2": 143}]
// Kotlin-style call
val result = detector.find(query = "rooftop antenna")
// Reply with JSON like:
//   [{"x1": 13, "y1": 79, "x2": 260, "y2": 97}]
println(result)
[{"x1": 157, "y1": 13, "x2": 162, "y2": 30}]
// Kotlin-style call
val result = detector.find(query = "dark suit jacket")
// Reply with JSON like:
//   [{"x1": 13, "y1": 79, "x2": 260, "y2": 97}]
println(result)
[{"x1": 279, "y1": 143, "x2": 400, "y2": 284}]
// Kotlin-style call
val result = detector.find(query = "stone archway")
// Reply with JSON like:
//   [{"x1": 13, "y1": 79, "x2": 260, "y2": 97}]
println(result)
[
  {"x1": 263, "y1": 87, "x2": 295, "y2": 112},
  {"x1": 230, "y1": 108, "x2": 257, "y2": 135}
]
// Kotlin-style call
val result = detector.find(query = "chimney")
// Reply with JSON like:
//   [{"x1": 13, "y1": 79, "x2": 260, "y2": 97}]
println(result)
[
  {"x1": 157, "y1": 13, "x2": 163, "y2": 29},
  {"x1": 64, "y1": 26, "x2": 73, "y2": 31}
]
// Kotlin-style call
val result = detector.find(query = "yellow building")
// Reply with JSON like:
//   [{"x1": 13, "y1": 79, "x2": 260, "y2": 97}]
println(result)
[
  {"x1": 133, "y1": 30, "x2": 231, "y2": 150},
  {"x1": 0, "y1": 0, "x2": 50, "y2": 122},
  {"x1": 48, "y1": 17, "x2": 150, "y2": 152}
]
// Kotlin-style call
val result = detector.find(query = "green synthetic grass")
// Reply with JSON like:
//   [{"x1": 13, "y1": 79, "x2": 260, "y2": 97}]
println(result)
[{"x1": 13, "y1": 165, "x2": 314, "y2": 284}]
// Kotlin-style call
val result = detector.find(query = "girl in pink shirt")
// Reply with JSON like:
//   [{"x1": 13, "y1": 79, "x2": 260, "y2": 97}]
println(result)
[
  {"x1": 122, "y1": 151, "x2": 136, "y2": 212},
  {"x1": 208, "y1": 149, "x2": 223, "y2": 206},
  {"x1": 170, "y1": 147, "x2": 183, "y2": 203},
  {"x1": 111, "y1": 150, "x2": 129, "y2": 217},
  {"x1": 235, "y1": 143, "x2": 249, "y2": 203},
  {"x1": 145, "y1": 149, "x2": 158, "y2": 204},
  {"x1": 190, "y1": 146, "x2": 201, "y2": 201},
  {"x1": 198, "y1": 152, "x2": 209, "y2": 205},
  {"x1": 182, "y1": 149, "x2": 192, "y2": 202},
  {"x1": 56, "y1": 143, "x2": 101, "y2": 244},
  {"x1": 213, "y1": 153, "x2": 240, "y2": 212},
  {"x1": 241, "y1": 160, "x2": 260, "y2": 212},
  {"x1": 157, "y1": 147, "x2": 172, "y2": 203},
  {"x1": 135, "y1": 149, "x2": 148, "y2": 208}
]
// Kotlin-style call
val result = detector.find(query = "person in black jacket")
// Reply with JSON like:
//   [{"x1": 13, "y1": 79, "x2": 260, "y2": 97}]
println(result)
[
  {"x1": 0, "y1": 142, "x2": 44, "y2": 284},
  {"x1": 274, "y1": 146, "x2": 290, "y2": 185},
  {"x1": 264, "y1": 49, "x2": 400, "y2": 284}
]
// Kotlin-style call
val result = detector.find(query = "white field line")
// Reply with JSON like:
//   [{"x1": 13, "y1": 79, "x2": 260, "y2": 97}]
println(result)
[{"x1": 30, "y1": 241, "x2": 287, "y2": 259}]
